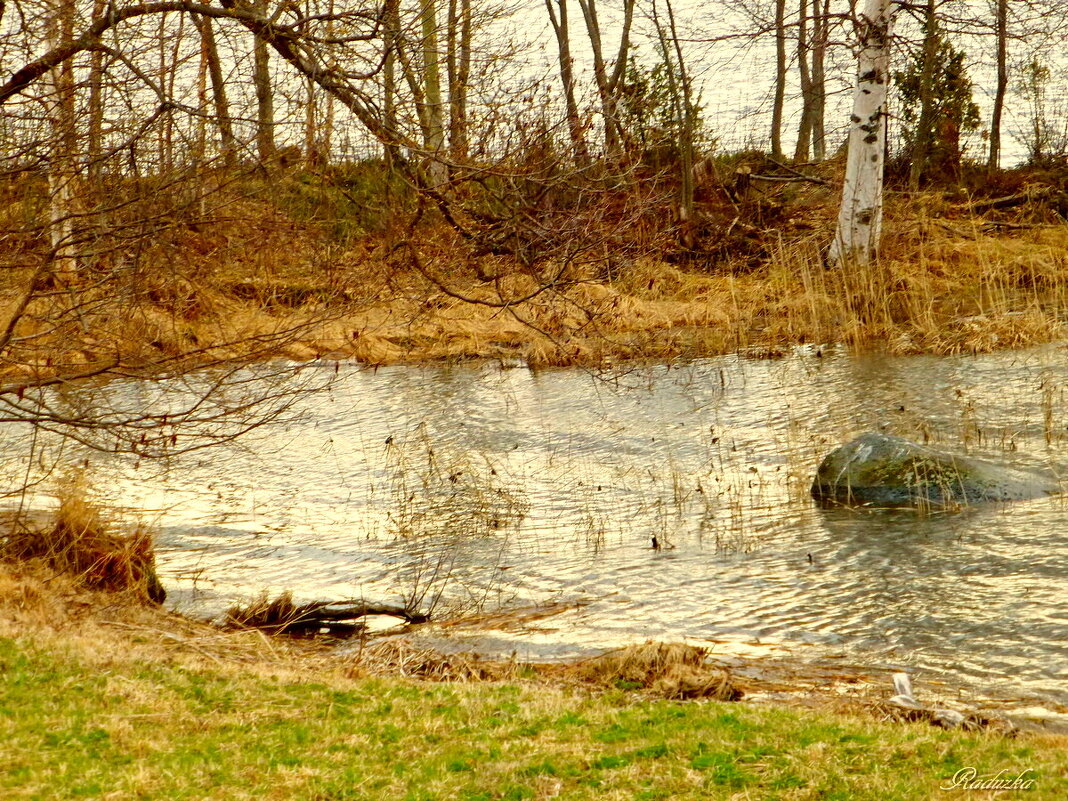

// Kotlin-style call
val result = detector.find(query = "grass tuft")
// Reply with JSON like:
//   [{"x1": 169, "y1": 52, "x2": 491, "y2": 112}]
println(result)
[
  {"x1": 354, "y1": 638, "x2": 519, "y2": 682},
  {"x1": 224, "y1": 590, "x2": 301, "y2": 631},
  {"x1": 2, "y1": 471, "x2": 165, "y2": 604},
  {"x1": 570, "y1": 641, "x2": 741, "y2": 700}
]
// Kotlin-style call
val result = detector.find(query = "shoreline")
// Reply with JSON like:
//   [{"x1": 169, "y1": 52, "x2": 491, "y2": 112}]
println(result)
[
  {"x1": 4, "y1": 561, "x2": 1068, "y2": 798},
  {"x1": 5, "y1": 559, "x2": 1066, "y2": 735}
]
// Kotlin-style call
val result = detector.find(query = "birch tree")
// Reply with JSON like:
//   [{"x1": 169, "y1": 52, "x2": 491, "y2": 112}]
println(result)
[
  {"x1": 420, "y1": 0, "x2": 447, "y2": 185},
  {"x1": 44, "y1": 0, "x2": 78, "y2": 277},
  {"x1": 829, "y1": 0, "x2": 894, "y2": 267}
]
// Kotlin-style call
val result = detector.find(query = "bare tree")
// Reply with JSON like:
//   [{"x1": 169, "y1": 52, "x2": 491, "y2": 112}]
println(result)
[
  {"x1": 446, "y1": 0, "x2": 472, "y2": 162},
  {"x1": 419, "y1": 0, "x2": 447, "y2": 184},
  {"x1": 252, "y1": 0, "x2": 276, "y2": 163},
  {"x1": 809, "y1": 0, "x2": 829, "y2": 160},
  {"x1": 576, "y1": 0, "x2": 635, "y2": 157},
  {"x1": 86, "y1": 0, "x2": 109, "y2": 178},
  {"x1": 44, "y1": 0, "x2": 78, "y2": 277},
  {"x1": 907, "y1": 0, "x2": 939, "y2": 190},
  {"x1": 988, "y1": 0, "x2": 1007, "y2": 169},
  {"x1": 795, "y1": 0, "x2": 813, "y2": 160},
  {"x1": 193, "y1": 14, "x2": 236, "y2": 166},
  {"x1": 545, "y1": 0, "x2": 590, "y2": 165},
  {"x1": 651, "y1": 0, "x2": 696, "y2": 235}
]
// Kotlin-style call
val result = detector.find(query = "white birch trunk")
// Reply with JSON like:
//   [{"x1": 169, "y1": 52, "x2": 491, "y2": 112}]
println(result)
[
  {"x1": 46, "y1": 0, "x2": 77, "y2": 277},
  {"x1": 829, "y1": 0, "x2": 893, "y2": 267}
]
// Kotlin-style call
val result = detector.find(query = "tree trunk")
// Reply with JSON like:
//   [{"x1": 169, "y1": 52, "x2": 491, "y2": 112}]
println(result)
[
  {"x1": 576, "y1": 0, "x2": 633, "y2": 158},
  {"x1": 666, "y1": 0, "x2": 694, "y2": 230},
  {"x1": 195, "y1": 11, "x2": 208, "y2": 163},
  {"x1": 794, "y1": 0, "x2": 812, "y2": 162},
  {"x1": 320, "y1": 0, "x2": 335, "y2": 165},
  {"x1": 908, "y1": 0, "x2": 938, "y2": 190},
  {"x1": 770, "y1": 0, "x2": 786, "y2": 159},
  {"x1": 382, "y1": 0, "x2": 401, "y2": 167},
  {"x1": 46, "y1": 0, "x2": 77, "y2": 277},
  {"x1": 652, "y1": 0, "x2": 694, "y2": 239},
  {"x1": 810, "y1": 0, "x2": 828, "y2": 160},
  {"x1": 195, "y1": 15, "x2": 236, "y2": 166},
  {"x1": 165, "y1": 11, "x2": 185, "y2": 169},
  {"x1": 446, "y1": 0, "x2": 471, "y2": 163},
  {"x1": 87, "y1": 0, "x2": 108, "y2": 179},
  {"x1": 988, "y1": 0, "x2": 1007, "y2": 170},
  {"x1": 252, "y1": 0, "x2": 275, "y2": 164},
  {"x1": 419, "y1": 0, "x2": 447, "y2": 186},
  {"x1": 830, "y1": 0, "x2": 894, "y2": 267},
  {"x1": 304, "y1": 73, "x2": 318, "y2": 167},
  {"x1": 545, "y1": 0, "x2": 589, "y2": 166}
]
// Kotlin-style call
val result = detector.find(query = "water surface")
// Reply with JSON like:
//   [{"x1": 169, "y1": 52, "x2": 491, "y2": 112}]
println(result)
[{"x1": 10, "y1": 345, "x2": 1068, "y2": 706}]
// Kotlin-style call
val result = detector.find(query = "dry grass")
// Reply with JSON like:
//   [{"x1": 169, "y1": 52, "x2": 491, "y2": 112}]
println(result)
[
  {"x1": 349, "y1": 640, "x2": 741, "y2": 702},
  {"x1": 2, "y1": 471, "x2": 165, "y2": 603},
  {"x1": 565, "y1": 641, "x2": 742, "y2": 701},
  {"x1": 352, "y1": 638, "x2": 521, "y2": 682},
  {"x1": 223, "y1": 590, "x2": 304, "y2": 632},
  {"x1": 3, "y1": 183, "x2": 1068, "y2": 378}
]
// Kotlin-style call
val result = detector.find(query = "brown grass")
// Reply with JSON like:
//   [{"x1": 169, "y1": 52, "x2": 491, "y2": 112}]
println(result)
[
  {"x1": 2, "y1": 471, "x2": 165, "y2": 604},
  {"x1": 2, "y1": 559, "x2": 1059, "y2": 742},
  {"x1": 352, "y1": 638, "x2": 521, "y2": 682},
  {"x1": 565, "y1": 641, "x2": 742, "y2": 701},
  {"x1": 224, "y1": 590, "x2": 303, "y2": 631},
  {"x1": 3, "y1": 181, "x2": 1068, "y2": 379}
]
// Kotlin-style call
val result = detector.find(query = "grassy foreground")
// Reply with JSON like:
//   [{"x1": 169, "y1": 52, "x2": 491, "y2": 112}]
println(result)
[{"x1": 2, "y1": 568, "x2": 1067, "y2": 800}]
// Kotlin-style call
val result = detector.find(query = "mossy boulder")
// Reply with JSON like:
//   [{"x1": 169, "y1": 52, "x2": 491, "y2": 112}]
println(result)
[{"x1": 811, "y1": 432, "x2": 1060, "y2": 508}]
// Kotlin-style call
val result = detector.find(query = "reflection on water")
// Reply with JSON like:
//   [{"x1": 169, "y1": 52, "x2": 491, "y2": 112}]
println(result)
[{"x1": 5, "y1": 344, "x2": 1068, "y2": 705}]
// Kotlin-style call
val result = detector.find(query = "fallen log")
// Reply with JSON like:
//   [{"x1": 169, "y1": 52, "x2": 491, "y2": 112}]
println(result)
[
  {"x1": 968, "y1": 185, "x2": 1068, "y2": 214},
  {"x1": 225, "y1": 592, "x2": 429, "y2": 638}
]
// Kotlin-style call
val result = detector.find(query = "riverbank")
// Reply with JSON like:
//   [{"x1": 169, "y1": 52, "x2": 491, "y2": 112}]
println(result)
[
  {"x1": 4, "y1": 165, "x2": 1068, "y2": 382},
  {"x1": 2, "y1": 561, "x2": 1067, "y2": 800}
]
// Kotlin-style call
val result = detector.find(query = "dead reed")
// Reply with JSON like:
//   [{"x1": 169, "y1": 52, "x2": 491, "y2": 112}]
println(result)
[
  {"x1": 566, "y1": 641, "x2": 742, "y2": 701},
  {"x1": 2, "y1": 471, "x2": 165, "y2": 604},
  {"x1": 224, "y1": 590, "x2": 302, "y2": 632},
  {"x1": 352, "y1": 638, "x2": 519, "y2": 682},
  {"x1": 3, "y1": 178, "x2": 1067, "y2": 377}
]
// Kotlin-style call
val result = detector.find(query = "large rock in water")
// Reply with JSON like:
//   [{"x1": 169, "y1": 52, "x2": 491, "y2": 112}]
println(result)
[{"x1": 811, "y1": 432, "x2": 1060, "y2": 508}]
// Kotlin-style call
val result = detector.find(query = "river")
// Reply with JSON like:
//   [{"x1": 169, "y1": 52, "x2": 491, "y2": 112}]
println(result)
[{"x1": 8, "y1": 344, "x2": 1068, "y2": 711}]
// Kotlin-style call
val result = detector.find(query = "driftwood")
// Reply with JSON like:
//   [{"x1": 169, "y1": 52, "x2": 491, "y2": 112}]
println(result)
[
  {"x1": 760, "y1": 157, "x2": 831, "y2": 186},
  {"x1": 732, "y1": 163, "x2": 829, "y2": 199},
  {"x1": 225, "y1": 593, "x2": 429, "y2": 638}
]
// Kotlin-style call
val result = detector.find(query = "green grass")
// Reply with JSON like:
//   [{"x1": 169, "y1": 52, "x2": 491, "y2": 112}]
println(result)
[{"x1": 0, "y1": 636, "x2": 1065, "y2": 800}]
